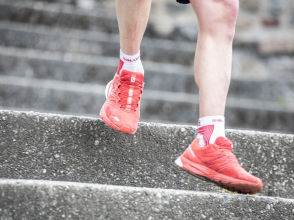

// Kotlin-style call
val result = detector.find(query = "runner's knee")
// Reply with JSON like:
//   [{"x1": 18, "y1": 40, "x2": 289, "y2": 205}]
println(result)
[
  {"x1": 198, "y1": 0, "x2": 239, "y2": 40},
  {"x1": 219, "y1": 0, "x2": 239, "y2": 27}
]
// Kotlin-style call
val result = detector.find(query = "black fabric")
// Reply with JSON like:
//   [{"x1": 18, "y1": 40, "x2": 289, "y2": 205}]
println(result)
[{"x1": 176, "y1": 0, "x2": 190, "y2": 4}]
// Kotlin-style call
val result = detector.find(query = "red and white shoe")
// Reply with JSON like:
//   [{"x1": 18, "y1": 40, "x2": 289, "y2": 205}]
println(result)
[
  {"x1": 100, "y1": 70, "x2": 144, "y2": 134},
  {"x1": 175, "y1": 136, "x2": 263, "y2": 194}
]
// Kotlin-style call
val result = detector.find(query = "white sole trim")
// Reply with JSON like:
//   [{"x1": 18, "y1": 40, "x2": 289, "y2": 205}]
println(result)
[{"x1": 174, "y1": 157, "x2": 183, "y2": 168}]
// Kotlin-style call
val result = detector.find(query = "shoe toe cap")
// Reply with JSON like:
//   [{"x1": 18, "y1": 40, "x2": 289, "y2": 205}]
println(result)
[
  {"x1": 238, "y1": 171, "x2": 263, "y2": 193},
  {"x1": 106, "y1": 110, "x2": 138, "y2": 134},
  {"x1": 236, "y1": 169, "x2": 261, "y2": 182}
]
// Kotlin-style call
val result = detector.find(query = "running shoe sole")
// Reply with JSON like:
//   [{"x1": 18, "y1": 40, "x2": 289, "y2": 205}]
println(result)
[
  {"x1": 175, "y1": 156, "x2": 262, "y2": 194},
  {"x1": 99, "y1": 105, "x2": 135, "y2": 134}
]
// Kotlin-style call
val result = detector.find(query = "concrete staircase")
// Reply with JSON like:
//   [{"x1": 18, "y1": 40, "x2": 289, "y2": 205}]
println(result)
[
  {"x1": 0, "y1": 110, "x2": 294, "y2": 219},
  {"x1": 0, "y1": 0, "x2": 293, "y2": 132},
  {"x1": 0, "y1": 0, "x2": 294, "y2": 219},
  {"x1": 1, "y1": 179, "x2": 294, "y2": 220}
]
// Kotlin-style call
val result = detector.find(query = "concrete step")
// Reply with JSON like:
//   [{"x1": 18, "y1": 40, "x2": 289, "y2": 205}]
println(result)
[
  {"x1": 0, "y1": 105, "x2": 196, "y2": 127},
  {"x1": 0, "y1": 0, "x2": 272, "y2": 43},
  {"x1": 29, "y1": 0, "x2": 107, "y2": 7},
  {"x1": 0, "y1": 105, "x2": 286, "y2": 134},
  {"x1": 0, "y1": 110, "x2": 294, "y2": 200},
  {"x1": 0, "y1": 46, "x2": 293, "y2": 104},
  {"x1": 0, "y1": 75, "x2": 293, "y2": 132},
  {"x1": 1, "y1": 179, "x2": 294, "y2": 219},
  {"x1": 0, "y1": 0, "x2": 198, "y2": 41},
  {"x1": 0, "y1": 0, "x2": 119, "y2": 34},
  {"x1": 30, "y1": 0, "x2": 76, "y2": 3},
  {"x1": 0, "y1": 0, "x2": 164, "y2": 39},
  {"x1": 0, "y1": 21, "x2": 195, "y2": 66},
  {"x1": 2, "y1": 21, "x2": 294, "y2": 84}
]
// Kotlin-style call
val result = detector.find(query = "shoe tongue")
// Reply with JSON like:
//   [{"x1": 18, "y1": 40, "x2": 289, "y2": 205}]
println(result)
[
  {"x1": 120, "y1": 70, "x2": 144, "y2": 85},
  {"x1": 215, "y1": 137, "x2": 233, "y2": 150}
]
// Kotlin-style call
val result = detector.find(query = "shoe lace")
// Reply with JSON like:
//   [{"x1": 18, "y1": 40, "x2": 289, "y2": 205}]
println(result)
[
  {"x1": 111, "y1": 78, "x2": 143, "y2": 111},
  {"x1": 205, "y1": 146, "x2": 239, "y2": 172}
]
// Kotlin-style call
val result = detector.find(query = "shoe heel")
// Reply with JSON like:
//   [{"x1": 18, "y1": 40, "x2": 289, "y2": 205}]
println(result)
[{"x1": 105, "y1": 80, "x2": 113, "y2": 98}]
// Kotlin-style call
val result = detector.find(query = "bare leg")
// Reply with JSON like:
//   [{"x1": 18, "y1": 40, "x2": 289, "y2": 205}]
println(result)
[
  {"x1": 100, "y1": 0, "x2": 151, "y2": 134},
  {"x1": 190, "y1": 0, "x2": 239, "y2": 117},
  {"x1": 176, "y1": 1, "x2": 262, "y2": 195},
  {"x1": 116, "y1": 0, "x2": 152, "y2": 55}
]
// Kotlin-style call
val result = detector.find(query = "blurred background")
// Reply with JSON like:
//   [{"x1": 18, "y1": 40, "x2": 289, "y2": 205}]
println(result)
[{"x1": 0, "y1": 0, "x2": 293, "y2": 133}]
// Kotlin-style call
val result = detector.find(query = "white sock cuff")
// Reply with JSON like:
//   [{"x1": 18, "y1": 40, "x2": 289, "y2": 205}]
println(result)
[
  {"x1": 197, "y1": 115, "x2": 225, "y2": 146},
  {"x1": 198, "y1": 115, "x2": 225, "y2": 127},
  {"x1": 120, "y1": 50, "x2": 141, "y2": 62}
]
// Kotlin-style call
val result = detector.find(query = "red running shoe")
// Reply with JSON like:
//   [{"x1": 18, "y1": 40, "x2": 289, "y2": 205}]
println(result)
[
  {"x1": 175, "y1": 136, "x2": 263, "y2": 194},
  {"x1": 100, "y1": 70, "x2": 144, "y2": 134}
]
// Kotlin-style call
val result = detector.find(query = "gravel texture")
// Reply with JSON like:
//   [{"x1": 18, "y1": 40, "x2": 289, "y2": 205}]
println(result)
[
  {"x1": 0, "y1": 179, "x2": 294, "y2": 220},
  {"x1": 0, "y1": 110, "x2": 293, "y2": 199}
]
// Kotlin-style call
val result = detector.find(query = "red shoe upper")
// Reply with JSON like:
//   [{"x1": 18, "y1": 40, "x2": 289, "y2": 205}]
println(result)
[
  {"x1": 183, "y1": 137, "x2": 262, "y2": 185},
  {"x1": 101, "y1": 70, "x2": 144, "y2": 134}
]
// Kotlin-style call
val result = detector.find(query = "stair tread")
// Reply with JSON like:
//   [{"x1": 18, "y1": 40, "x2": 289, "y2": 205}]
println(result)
[
  {"x1": 0, "y1": 110, "x2": 293, "y2": 199},
  {"x1": 0, "y1": 45, "x2": 292, "y2": 104},
  {"x1": 0, "y1": 21, "x2": 195, "y2": 52},
  {"x1": 0, "y1": 74, "x2": 292, "y2": 111},
  {"x1": 1, "y1": 178, "x2": 293, "y2": 219},
  {"x1": 0, "y1": 75, "x2": 293, "y2": 132}
]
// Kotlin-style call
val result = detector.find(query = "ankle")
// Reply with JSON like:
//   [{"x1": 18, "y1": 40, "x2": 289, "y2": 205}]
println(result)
[
  {"x1": 117, "y1": 50, "x2": 144, "y2": 75},
  {"x1": 196, "y1": 115, "x2": 225, "y2": 147}
]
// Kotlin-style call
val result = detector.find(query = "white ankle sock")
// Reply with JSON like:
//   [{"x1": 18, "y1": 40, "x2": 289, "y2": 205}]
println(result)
[
  {"x1": 196, "y1": 116, "x2": 225, "y2": 147},
  {"x1": 117, "y1": 50, "x2": 144, "y2": 75}
]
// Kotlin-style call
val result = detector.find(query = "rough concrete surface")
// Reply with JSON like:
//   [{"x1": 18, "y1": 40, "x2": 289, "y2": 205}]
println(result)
[
  {"x1": 0, "y1": 110, "x2": 293, "y2": 200},
  {"x1": 0, "y1": 179, "x2": 294, "y2": 220}
]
